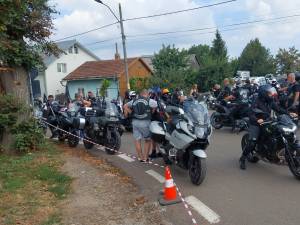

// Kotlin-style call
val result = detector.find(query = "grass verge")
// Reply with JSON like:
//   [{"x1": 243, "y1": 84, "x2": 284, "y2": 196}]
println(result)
[{"x1": 0, "y1": 142, "x2": 71, "y2": 225}]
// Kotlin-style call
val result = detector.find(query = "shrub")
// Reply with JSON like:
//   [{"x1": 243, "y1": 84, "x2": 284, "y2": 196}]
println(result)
[{"x1": 11, "y1": 118, "x2": 45, "y2": 153}]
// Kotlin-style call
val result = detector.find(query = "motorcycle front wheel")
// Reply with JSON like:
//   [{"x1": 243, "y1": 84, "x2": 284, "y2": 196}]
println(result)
[
  {"x1": 286, "y1": 148, "x2": 300, "y2": 180},
  {"x1": 241, "y1": 134, "x2": 260, "y2": 163},
  {"x1": 210, "y1": 113, "x2": 223, "y2": 129},
  {"x1": 68, "y1": 130, "x2": 79, "y2": 148},
  {"x1": 189, "y1": 155, "x2": 206, "y2": 185},
  {"x1": 105, "y1": 131, "x2": 121, "y2": 155}
]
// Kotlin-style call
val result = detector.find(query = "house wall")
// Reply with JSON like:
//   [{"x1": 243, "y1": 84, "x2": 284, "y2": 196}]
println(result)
[
  {"x1": 67, "y1": 78, "x2": 119, "y2": 100},
  {"x1": 40, "y1": 48, "x2": 97, "y2": 97},
  {"x1": 119, "y1": 60, "x2": 152, "y2": 96}
]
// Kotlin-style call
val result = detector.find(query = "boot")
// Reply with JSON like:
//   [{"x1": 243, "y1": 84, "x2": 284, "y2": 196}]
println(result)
[{"x1": 239, "y1": 156, "x2": 246, "y2": 170}]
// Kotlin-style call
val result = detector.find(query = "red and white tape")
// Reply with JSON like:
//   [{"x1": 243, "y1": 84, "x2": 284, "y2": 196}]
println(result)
[{"x1": 39, "y1": 119, "x2": 198, "y2": 225}]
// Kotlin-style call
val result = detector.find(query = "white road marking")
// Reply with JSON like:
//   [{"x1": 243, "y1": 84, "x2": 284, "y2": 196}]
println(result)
[
  {"x1": 117, "y1": 154, "x2": 135, "y2": 162},
  {"x1": 145, "y1": 170, "x2": 165, "y2": 183},
  {"x1": 185, "y1": 195, "x2": 220, "y2": 224}
]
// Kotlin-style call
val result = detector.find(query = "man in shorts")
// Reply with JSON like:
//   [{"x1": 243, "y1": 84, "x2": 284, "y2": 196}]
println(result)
[{"x1": 124, "y1": 89, "x2": 157, "y2": 162}]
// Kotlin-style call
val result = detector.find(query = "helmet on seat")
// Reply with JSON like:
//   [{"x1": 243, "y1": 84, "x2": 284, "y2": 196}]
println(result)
[{"x1": 162, "y1": 88, "x2": 170, "y2": 95}]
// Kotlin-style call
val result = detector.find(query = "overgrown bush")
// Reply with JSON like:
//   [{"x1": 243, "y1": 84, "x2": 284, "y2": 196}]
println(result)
[
  {"x1": 11, "y1": 119, "x2": 45, "y2": 153},
  {"x1": 0, "y1": 94, "x2": 45, "y2": 153}
]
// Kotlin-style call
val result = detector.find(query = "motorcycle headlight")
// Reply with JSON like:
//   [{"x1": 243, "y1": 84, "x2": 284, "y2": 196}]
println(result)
[
  {"x1": 195, "y1": 126, "x2": 205, "y2": 138},
  {"x1": 282, "y1": 125, "x2": 297, "y2": 134}
]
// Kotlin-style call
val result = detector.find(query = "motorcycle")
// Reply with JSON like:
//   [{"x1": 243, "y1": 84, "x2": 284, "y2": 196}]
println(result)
[
  {"x1": 33, "y1": 98, "x2": 47, "y2": 135},
  {"x1": 58, "y1": 103, "x2": 85, "y2": 147},
  {"x1": 150, "y1": 98, "x2": 211, "y2": 185},
  {"x1": 241, "y1": 111, "x2": 300, "y2": 180},
  {"x1": 83, "y1": 99, "x2": 123, "y2": 154},
  {"x1": 210, "y1": 101, "x2": 249, "y2": 132}
]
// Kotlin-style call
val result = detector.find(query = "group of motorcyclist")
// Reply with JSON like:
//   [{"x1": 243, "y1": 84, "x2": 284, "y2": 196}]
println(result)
[
  {"x1": 37, "y1": 72, "x2": 300, "y2": 173},
  {"x1": 212, "y1": 73, "x2": 300, "y2": 170}
]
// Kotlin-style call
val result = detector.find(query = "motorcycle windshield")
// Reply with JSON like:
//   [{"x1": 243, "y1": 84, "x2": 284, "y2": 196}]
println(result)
[
  {"x1": 277, "y1": 114, "x2": 295, "y2": 127},
  {"x1": 105, "y1": 101, "x2": 119, "y2": 117},
  {"x1": 183, "y1": 100, "x2": 209, "y2": 126}
]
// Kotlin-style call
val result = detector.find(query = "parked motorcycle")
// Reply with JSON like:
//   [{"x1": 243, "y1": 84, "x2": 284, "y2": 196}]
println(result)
[
  {"x1": 33, "y1": 98, "x2": 47, "y2": 135},
  {"x1": 210, "y1": 101, "x2": 249, "y2": 131},
  {"x1": 83, "y1": 100, "x2": 122, "y2": 154},
  {"x1": 150, "y1": 98, "x2": 211, "y2": 185},
  {"x1": 58, "y1": 103, "x2": 85, "y2": 147},
  {"x1": 241, "y1": 111, "x2": 300, "y2": 180}
]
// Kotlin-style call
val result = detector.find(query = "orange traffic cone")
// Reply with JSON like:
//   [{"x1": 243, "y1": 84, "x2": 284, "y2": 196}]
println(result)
[{"x1": 158, "y1": 166, "x2": 181, "y2": 206}]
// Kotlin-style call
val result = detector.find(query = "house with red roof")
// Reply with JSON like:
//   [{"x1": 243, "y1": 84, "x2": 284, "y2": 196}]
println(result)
[{"x1": 63, "y1": 55, "x2": 153, "y2": 99}]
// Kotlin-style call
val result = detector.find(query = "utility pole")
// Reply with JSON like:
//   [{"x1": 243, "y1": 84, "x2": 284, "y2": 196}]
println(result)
[
  {"x1": 118, "y1": 3, "x2": 130, "y2": 90},
  {"x1": 94, "y1": 0, "x2": 130, "y2": 91}
]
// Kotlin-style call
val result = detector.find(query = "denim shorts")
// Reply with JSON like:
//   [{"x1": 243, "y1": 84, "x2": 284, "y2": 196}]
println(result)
[{"x1": 132, "y1": 119, "x2": 151, "y2": 140}]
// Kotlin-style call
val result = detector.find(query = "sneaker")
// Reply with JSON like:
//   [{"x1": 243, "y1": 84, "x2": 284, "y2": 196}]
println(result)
[
  {"x1": 140, "y1": 159, "x2": 146, "y2": 163},
  {"x1": 149, "y1": 151, "x2": 157, "y2": 159}
]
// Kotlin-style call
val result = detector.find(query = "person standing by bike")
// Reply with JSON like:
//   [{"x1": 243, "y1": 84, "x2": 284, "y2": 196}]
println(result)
[
  {"x1": 286, "y1": 73, "x2": 300, "y2": 114},
  {"x1": 124, "y1": 89, "x2": 157, "y2": 162},
  {"x1": 239, "y1": 85, "x2": 296, "y2": 170}
]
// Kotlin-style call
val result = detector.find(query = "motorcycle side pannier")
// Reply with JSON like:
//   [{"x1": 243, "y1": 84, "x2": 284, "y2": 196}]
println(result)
[{"x1": 150, "y1": 121, "x2": 166, "y2": 143}]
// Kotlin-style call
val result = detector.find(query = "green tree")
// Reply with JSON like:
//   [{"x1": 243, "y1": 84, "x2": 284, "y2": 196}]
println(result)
[
  {"x1": 152, "y1": 45, "x2": 188, "y2": 75},
  {"x1": 238, "y1": 38, "x2": 275, "y2": 76},
  {"x1": 211, "y1": 30, "x2": 228, "y2": 60},
  {"x1": 0, "y1": 0, "x2": 59, "y2": 69},
  {"x1": 276, "y1": 47, "x2": 300, "y2": 74},
  {"x1": 99, "y1": 79, "x2": 111, "y2": 97},
  {"x1": 151, "y1": 45, "x2": 189, "y2": 91},
  {"x1": 188, "y1": 44, "x2": 211, "y2": 65}
]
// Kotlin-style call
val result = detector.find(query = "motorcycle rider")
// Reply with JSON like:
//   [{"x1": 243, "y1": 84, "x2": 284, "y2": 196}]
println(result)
[
  {"x1": 161, "y1": 88, "x2": 171, "y2": 105},
  {"x1": 218, "y1": 78, "x2": 235, "y2": 103},
  {"x1": 239, "y1": 84, "x2": 296, "y2": 170}
]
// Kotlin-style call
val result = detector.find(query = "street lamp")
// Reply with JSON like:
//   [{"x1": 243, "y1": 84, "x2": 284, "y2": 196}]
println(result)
[{"x1": 94, "y1": 0, "x2": 130, "y2": 91}]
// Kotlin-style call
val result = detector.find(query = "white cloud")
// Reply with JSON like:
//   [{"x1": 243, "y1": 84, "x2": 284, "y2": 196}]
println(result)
[{"x1": 51, "y1": 0, "x2": 300, "y2": 59}]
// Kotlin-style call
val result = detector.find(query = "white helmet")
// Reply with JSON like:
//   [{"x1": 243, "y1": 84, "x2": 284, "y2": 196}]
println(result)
[{"x1": 129, "y1": 91, "x2": 136, "y2": 98}]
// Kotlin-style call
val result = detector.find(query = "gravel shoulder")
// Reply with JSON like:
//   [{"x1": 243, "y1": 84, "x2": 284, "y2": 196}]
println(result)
[{"x1": 60, "y1": 146, "x2": 171, "y2": 225}]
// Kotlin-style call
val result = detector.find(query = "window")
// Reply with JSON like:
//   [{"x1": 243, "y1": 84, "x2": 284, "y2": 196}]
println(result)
[
  {"x1": 68, "y1": 47, "x2": 73, "y2": 54},
  {"x1": 57, "y1": 63, "x2": 67, "y2": 73},
  {"x1": 74, "y1": 45, "x2": 78, "y2": 54}
]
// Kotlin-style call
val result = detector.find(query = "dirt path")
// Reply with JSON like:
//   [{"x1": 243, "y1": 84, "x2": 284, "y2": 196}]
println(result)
[{"x1": 60, "y1": 147, "x2": 171, "y2": 225}]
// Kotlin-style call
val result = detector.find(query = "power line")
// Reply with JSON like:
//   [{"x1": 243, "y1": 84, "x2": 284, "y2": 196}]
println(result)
[
  {"x1": 53, "y1": 0, "x2": 236, "y2": 42},
  {"x1": 54, "y1": 22, "x2": 118, "y2": 42},
  {"x1": 123, "y1": 0, "x2": 237, "y2": 21},
  {"x1": 127, "y1": 13, "x2": 300, "y2": 38},
  {"x1": 85, "y1": 13, "x2": 300, "y2": 48},
  {"x1": 126, "y1": 18, "x2": 300, "y2": 45}
]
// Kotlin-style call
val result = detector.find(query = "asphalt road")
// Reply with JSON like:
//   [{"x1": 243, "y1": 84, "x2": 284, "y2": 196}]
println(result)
[{"x1": 82, "y1": 127, "x2": 300, "y2": 225}]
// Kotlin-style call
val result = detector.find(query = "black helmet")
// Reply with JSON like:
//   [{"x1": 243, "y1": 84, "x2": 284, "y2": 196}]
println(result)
[
  {"x1": 51, "y1": 101, "x2": 61, "y2": 113},
  {"x1": 258, "y1": 84, "x2": 277, "y2": 103}
]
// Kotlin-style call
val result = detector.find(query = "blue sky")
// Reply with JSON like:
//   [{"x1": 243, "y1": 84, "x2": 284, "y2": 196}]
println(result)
[{"x1": 50, "y1": 0, "x2": 300, "y2": 59}]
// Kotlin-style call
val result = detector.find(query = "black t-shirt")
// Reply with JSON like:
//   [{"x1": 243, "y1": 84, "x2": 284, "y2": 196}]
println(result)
[{"x1": 287, "y1": 82, "x2": 300, "y2": 107}]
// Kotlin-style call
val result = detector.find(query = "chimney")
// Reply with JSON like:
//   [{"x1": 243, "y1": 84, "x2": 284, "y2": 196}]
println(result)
[{"x1": 115, "y1": 43, "x2": 121, "y2": 60}]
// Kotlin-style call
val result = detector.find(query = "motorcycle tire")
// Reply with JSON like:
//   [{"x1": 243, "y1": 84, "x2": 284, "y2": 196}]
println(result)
[
  {"x1": 241, "y1": 134, "x2": 259, "y2": 163},
  {"x1": 162, "y1": 154, "x2": 172, "y2": 165},
  {"x1": 210, "y1": 113, "x2": 223, "y2": 129},
  {"x1": 189, "y1": 155, "x2": 206, "y2": 185},
  {"x1": 105, "y1": 131, "x2": 121, "y2": 155},
  {"x1": 68, "y1": 130, "x2": 79, "y2": 148},
  {"x1": 83, "y1": 138, "x2": 94, "y2": 150},
  {"x1": 286, "y1": 149, "x2": 300, "y2": 180}
]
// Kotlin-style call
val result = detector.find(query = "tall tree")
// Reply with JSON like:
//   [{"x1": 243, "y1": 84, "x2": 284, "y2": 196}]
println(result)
[
  {"x1": 151, "y1": 45, "x2": 190, "y2": 91},
  {"x1": 188, "y1": 44, "x2": 211, "y2": 65},
  {"x1": 211, "y1": 30, "x2": 228, "y2": 60},
  {"x1": 0, "y1": 0, "x2": 59, "y2": 69},
  {"x1": 276, "y1": 47, "x2": 300, "y2": 74},
  {"x1": 152, "y1": 44, "x2": 187, "y2": 75},
  {"x1": 238, "y1": 38, "x2": 275, "y2": 76}
]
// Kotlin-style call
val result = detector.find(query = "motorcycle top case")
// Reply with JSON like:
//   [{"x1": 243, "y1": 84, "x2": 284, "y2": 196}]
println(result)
[{"x1": 149, "y1": 121, "x2": 166, "y2": 143}]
